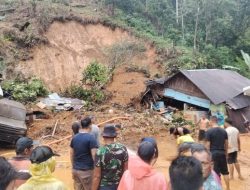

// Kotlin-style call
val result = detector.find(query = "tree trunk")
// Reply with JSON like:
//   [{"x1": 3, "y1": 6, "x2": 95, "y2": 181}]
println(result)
[
  {"x1": 181, "y1": 0, "x2": 185, "y2": 43},
  {"x1": 193, "y1": 4, "x2": 200, "y2": 51},
  {"x1": 205, "y1": 20, "x2": 211, "y2": 44},
  {"x1": 204, "y1": 0, "x2": 211, "y2": 44},
  {"x1": 176, "y1": 0, "x2": 179, "y2": 24},
  {"x1": 111, "y1": 1, "x2": 115, "y2": 16}
]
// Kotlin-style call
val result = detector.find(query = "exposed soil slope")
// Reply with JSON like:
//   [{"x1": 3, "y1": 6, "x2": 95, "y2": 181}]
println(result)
[
  {"x1": 17, "y1": 21, "x2": 132, "y2": 91},
  {"x1": 16, "y1": 21, "x2": 160, "y2": 105}
]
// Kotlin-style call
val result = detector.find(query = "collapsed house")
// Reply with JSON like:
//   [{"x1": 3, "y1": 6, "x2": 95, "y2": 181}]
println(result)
[{"x1": 142, "y1": 69, "x2": 250, "y2": 132}]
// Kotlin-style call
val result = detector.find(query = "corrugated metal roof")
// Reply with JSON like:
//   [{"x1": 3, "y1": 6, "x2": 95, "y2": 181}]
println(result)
[
  {"x1": 180, "y1": 69, "x2": 250, "y2": 104},
  {"x1": 227, "y1": 94, "x2": 250, "y2": 110},
  {"x1": 0, "y1": 98, "x2": 26, "y2": 110}
]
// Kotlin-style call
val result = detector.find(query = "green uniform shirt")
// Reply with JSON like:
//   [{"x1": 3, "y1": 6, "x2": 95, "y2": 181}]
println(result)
[{"x1": 95, "y1": 143, "x2": 128, "y2": 187}]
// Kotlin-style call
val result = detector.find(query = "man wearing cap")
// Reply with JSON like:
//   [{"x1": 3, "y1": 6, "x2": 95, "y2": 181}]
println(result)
[
  {"x1": 70, "y1": 117, "x2": 98, "y2": 190},
  {"x1": 18, "y1": 145, "x2": 67, "y2": 190},
  {"x1": 9, "y1": 137, "x2": 36, "y2": 187},
  {"x1": 92, "y1": 124, "x2": 128, "y2": 190}
]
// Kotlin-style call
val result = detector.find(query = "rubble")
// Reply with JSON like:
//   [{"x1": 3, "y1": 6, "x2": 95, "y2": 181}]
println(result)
[{"x1": 37, "y1": 93, "x2": 85, "y2": 111}]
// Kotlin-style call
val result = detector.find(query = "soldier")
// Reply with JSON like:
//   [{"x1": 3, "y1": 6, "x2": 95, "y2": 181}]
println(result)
[{"x1": 92, "y1": 124, "x2": 128, "y2": 190}]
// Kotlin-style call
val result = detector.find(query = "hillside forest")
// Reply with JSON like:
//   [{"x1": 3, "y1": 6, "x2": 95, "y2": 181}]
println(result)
[
  {"x1": 0, "y1": 0, "x2": 249, "y2": 103},
  {"x1": 102, "y1": 0, "x2": 250, "y2": 76}
]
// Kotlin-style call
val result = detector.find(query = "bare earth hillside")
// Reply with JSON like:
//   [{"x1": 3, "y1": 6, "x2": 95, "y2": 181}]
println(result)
[
  {"x1": 15, "y1": 21, "x2": 160, "y2": 105},
  {"x1": 16, "y1": 21, "x2": 132, "y2": 91}
]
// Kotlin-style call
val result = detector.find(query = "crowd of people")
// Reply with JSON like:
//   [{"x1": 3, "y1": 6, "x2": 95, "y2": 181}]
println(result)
[{"x1": 0, "y1": 114, "x2": 244, "y2": 190}]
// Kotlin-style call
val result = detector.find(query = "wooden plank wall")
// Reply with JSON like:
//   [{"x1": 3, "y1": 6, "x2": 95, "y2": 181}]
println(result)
[{"x1": 165, "y1": 73, "x2": 208, "y2": 99}]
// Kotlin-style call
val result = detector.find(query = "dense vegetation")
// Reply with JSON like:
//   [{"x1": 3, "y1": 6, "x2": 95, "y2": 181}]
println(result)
[
  {"x1": 82, "y1": 60, "x2": 109, "y2": 88},
  {"x1": 1, "y1": 78, "x2": 48, "y2": 102},
  {"x1": 101, "y1": 0, "x2": 250, "y2": 77},
  {"x1": 64, "y1": 61, "x2": 109, "y2": 105}
]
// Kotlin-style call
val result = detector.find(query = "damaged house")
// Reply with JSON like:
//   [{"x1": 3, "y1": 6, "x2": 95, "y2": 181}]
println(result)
[{"x1": 142, "y1": 69, "x2": 250, "y2": 132}]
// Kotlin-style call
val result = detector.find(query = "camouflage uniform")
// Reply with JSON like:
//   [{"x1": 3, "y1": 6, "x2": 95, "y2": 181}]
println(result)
[{"x1": 95, "y1": 143, "x2": 128, "y2": 187}]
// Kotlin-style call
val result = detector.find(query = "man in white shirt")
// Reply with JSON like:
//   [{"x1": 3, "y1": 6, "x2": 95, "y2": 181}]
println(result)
[
  {"x1": 224, "y1": 118, "x2": 244, "y2": 180},
  {"x1": 89, "y1": 116, "x2": 100, "y2": 147}
]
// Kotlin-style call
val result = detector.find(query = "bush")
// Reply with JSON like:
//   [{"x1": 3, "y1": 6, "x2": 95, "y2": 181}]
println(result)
[
  {"x1": 107, "y1": 41, "x2": 146, "y2": 70},
  {"x1": 64, "y1": 85, "x2": 106, "y2": 105},
  {"x1": 2, "y1": 78, "x2": 48, "y2": 102},
  {"x1": 90, "y1": 88, "x2": 106, "y2": 104},
  {"x1": 82, "y1": 60, "x2": 109, "y2": 88},
  {"x1": 64, "y1": 85, "x2": 90, "y2": 100},
  {"x1": 203, "y1": 45, "x2": 235, "y2": 68}
]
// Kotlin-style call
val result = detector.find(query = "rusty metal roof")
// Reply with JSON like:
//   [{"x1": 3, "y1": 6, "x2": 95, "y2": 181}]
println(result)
[{"x1": 180, "y1": 69, "x2": 250, "y2": 104}]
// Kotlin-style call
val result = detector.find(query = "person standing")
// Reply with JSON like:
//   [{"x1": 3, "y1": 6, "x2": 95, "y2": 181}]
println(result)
[
  {"x1": 197, "y1": 114, "x2": 209, "y2": 142},
  {"x1": 18, "y1": 146, "x2": 67, "y2": 190},
  {"x1": 118, "y1": 141, "x2": 167, "y2": 190},
  {"x1": 92, "y1": 124, "x2": 128, "y2": 190},
  {"x1": 169, "y1": 156, "x2": 203, "y2": 190},
  {"x1": 9, "y1": 137, "x2": 38, "y2": 187},
  {"x1": 192, "y1": 144, "x2": 222, "y2": 190},
  {"x1": 9, "y1": 137, "x2": 34, "y2": 173},
  {"x1": 205, "y1": 116, "x2": 230, "y2": 190},
  {"x1": 71, "y1": 114, "x2": 82, "y2": 135},
  {"x1": 0, "y1": 157, "x2": 18, "y2": 190},
  {"x1": 70, "y1": 117, "x2": 98, "y2": 190},
  {"x1": 224, "y1": 118, "x2": 244, "y2": 180},
  {"x1": 88, "y1": 116, "x2": 100, "y2": 147}
]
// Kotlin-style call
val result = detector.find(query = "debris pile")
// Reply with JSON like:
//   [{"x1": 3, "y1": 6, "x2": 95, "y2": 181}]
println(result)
[{"x1": 37, "y1": 93, "x2": 85, "y2": 111}]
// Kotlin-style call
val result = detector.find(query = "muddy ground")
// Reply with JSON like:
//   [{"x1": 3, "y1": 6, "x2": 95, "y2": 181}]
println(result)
[{"x1": 1, "y1": 109, "x2": 250, "y2": 190}]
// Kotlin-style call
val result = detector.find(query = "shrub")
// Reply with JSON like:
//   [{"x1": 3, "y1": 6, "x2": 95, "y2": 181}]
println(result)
[
  {"x1": 63, "y1": 85, "x2": 106, "y2": 105},
  {"x1": 90, "y1": 88, "x2": 106, "y2": 104},
  {"x1": 64, "y1": 85, "x2": 90, "y2": 100},
  {"x1": 107, "y1": 41, "x2": 146, "y2": 70},
  {"x1": 82, "y1": 60, "x2": 109, "y2": 88},
  {"x1": 1, "y1": 78, "x2": 48, "y2": 102}
]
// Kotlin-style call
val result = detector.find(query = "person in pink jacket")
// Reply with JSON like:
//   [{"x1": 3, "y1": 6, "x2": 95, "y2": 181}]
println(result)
[{"x1": 118, "y1": 141, "x2": 167, "y2": 190}]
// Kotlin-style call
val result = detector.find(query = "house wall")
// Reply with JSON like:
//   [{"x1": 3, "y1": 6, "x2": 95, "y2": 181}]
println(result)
[
  {"x1": 226, "y1": 107, "x2": 250, "y2": 133},
  {"x1": 164, "y1": 73, "x2": 208, "y2": 99}
]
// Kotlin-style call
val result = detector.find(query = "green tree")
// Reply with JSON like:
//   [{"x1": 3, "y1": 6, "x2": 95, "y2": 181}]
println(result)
[{"x1": 82, "y1": 60, "x2": 109, "y2": 88}]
